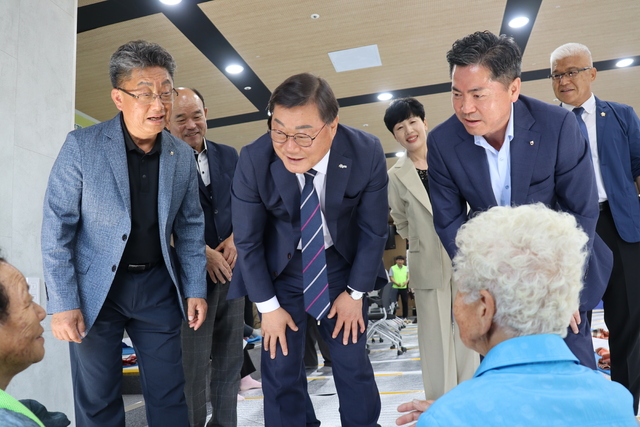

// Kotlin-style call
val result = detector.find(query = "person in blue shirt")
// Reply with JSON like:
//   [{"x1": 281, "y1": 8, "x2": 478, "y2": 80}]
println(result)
[{"x1": 396, "y1": 204, "x2": 637, "y2": 426}]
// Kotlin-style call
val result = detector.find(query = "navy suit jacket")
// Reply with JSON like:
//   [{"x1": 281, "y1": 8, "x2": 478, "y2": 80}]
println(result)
[
  {"x1": 229, "y1": 124, "x2": 388, "y2": 303},
  {"x1": 593, "y1": 97, "x2": 640, "y2": 243},
  {"x1": 198, "y1": 139, "x2": 238, "y2": 292},
  {"x1": 428, "y1": 95, "x2": 612, "y2": 311}
]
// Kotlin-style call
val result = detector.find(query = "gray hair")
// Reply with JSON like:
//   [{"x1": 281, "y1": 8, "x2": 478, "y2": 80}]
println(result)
[
  {"x1": 550, "y1": 43, "x2": 593, "y2": 69},
  {"x1": 453, "y1": 204, "x2": 588, "y2": 338},
  {"x1": 109, "y1": 40, "x2": 176, "y2": 88}
]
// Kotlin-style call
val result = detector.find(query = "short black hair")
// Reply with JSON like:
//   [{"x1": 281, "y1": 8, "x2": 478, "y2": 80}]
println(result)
[
  {"x1": 395, "y1": 255, "x2": 406, "y2": 261},
  {"x1": 267, "y1": 73, "x2": 339, "y2": 129},
  {"x1": 383, "y1": 98, "x2": 425, "y2": 133},
  {"x1": 446, "y1": 31, "x2": 521, "y2": 87},
  {"x1": 0, "y1": 257, "x2": 9, "y2": 324},
  {"x1": 109, "y1": 40, "x2": 176, "y2": 88}
]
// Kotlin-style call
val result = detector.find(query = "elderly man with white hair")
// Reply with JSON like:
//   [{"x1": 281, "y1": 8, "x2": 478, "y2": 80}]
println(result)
[{"x1": 397, "y1": 204, "x2": 637, "y2": 426}]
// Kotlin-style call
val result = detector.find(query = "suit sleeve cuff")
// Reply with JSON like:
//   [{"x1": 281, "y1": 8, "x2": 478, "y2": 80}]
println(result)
[{"x1": 255, "y1": 296, "x2": 280, "y2": 313}]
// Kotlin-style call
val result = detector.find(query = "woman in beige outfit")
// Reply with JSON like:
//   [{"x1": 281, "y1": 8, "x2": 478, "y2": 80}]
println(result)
[{"x1": 384, "y1": 98, "x2": 478, "y2": 400}]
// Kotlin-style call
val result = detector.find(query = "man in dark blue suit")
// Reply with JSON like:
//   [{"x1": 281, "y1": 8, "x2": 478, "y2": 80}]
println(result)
[
  {"x1": 427, "y1": 31, "x2": 612, "y2": 369},
  {"x1": 551, "y1": 42, "x2": 640, "y2": 412},
  {"x1": 169, "y1": 88, "x2": 244, "y2": 426},
  {"x1": 230, "y1": 73, "x2": 388, "y2": 427}
]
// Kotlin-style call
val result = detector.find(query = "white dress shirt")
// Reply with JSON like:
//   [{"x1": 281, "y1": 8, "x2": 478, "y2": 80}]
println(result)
[
  {"x1": 562, "y1": 93, "x2": 608, "y2": 202},
  {"x1": 474, "y1": 103, "x2": 515, "y2": 206}
]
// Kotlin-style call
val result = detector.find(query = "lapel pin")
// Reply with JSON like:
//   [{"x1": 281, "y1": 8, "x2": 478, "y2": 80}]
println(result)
[
  {"x1": 170, "y1": 151, "x2": 174, "y2": 155},
  {"x1": 601, "y1": 112, "x2": 606, "y2": 117},
  {"x1": 529, "y1": 141, "x2": 534, "y2": 146},
  {"x1": 338, "y1": 164, "x2": 347, "y2": 169}
]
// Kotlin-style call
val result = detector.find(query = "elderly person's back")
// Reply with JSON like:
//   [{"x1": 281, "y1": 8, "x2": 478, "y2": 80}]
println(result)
[{"x1": 397, "y1": 204, "x2": 637, "y2": 426}]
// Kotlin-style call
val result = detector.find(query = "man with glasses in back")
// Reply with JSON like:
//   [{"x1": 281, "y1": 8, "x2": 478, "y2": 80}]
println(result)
[
  {"x1": 551, "y1": 42, "x2": 640, "y2": 414},
  {"x1": 41, "y1": 40, "x2": 207, "y2": 427},
  {"x1": 229, "y1": 73, "x2": 388, "y2": 427}
]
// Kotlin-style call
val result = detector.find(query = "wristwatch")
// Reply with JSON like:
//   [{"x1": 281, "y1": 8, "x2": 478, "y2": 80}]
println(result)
[{"x1": 346, "y1": 288, "x2": 365, "y2": 300}]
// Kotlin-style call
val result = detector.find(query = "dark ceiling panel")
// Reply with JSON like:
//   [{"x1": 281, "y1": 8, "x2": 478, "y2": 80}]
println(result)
[{"x1": 499, "y1": 0, "x2": 543, "y2": 53}]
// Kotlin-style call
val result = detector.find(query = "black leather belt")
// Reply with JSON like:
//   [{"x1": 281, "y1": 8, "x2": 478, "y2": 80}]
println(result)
[
  {"x1": 120, "y1": 259, "x2": 162, "y2": 272},
  {"x1": 599, "y1": 200, "x2": 609, "y2": 211}
]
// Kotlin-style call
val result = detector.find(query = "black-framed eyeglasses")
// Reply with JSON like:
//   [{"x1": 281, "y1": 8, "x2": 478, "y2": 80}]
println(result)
[
  {"x1": 548, "y1": 67, "x2": 593, "y2": 81},
  {"x1": 270, "y1": 123, "x2": 327, "y2": 147},
  {"x1": 117, "y1": 87, "x2": 178, "y2": 105}
]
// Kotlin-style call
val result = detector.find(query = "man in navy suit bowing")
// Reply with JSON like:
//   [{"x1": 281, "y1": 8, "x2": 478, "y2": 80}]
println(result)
[
  {"x1": 427, "y1": 31, "x2": 612, "y2": 369},
  {"x1": 230, "y1": 73, "x2": 388, "y2": 427},
  {"x1": 551, "y1": 42, "x2": 640, "y2": 413}
]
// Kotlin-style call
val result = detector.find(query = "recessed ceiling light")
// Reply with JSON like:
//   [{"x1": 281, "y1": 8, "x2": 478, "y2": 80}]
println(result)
[
  {"x1": 508, "y1": 16, "x2": 529, "y2": 28},
  {"x1": 225, "y1": 65, "x2": 244, "y2": 74},
  {"x1": 311, "y1": 13, "x2": 320, "y2": 19},
  {"x1": 616, "y1": 58, "x2": 634, "y2": 67},
  {"x1": 395, "y1": 152, "x2": 405, "y2": 157},
  {"x1": 244, "y1": 86, "x2": 252, "y2": 91},
  {"x1": 159, "y1": 0, "x2": 181, "y2": 5},
  {"x1": 378, "y1": 93, "x2": 392, "y2": 101}
]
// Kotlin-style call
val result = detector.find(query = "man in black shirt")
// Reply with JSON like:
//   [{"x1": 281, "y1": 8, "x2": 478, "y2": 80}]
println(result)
[{"x1": 42, "y1": 40, "x2": 207, "y2": 427}]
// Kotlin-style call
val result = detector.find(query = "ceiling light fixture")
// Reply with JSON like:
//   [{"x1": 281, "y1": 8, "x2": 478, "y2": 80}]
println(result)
[
  {"x1": 159, "y1": 0, "x2": 181, "y2": 5},
  {"x1": 311, "y1": 14, "x2": 320, "y2": 19},
  {"x1": 225, "y1": 65, "x2": 244, "y2": 74},
  {"x1": 508, "y1": 16, "x2": 529, "y2": 28},
  {"x1": 378, "y1": 93, "x2": 392, "y2": 101},
  {"x1": 616, "y1": 58, "x2": 634, "y2": 68},
  {"x1": 395, "y1": 152, "x2": 405, "y2": 157}
]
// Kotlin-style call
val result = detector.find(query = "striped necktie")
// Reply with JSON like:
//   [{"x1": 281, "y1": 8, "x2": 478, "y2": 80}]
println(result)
[
  {"x1": 300, "y1": 169, "x2": 330, "y2": 320},
  {"x1": 573, "y1": 107, "x2": 589, "y2": 142}
]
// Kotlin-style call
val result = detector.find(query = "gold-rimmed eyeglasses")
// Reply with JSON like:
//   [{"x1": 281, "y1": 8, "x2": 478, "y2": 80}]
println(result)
[
  {"x1": 270, "y1": 123, "x2": 327, "y2": 148},
  {"x1": 548, "y1": 67, "x2": 593, "y2": 81},
  {"x1": 117, "y1": 87, "x2": 178, "y2": 105}
]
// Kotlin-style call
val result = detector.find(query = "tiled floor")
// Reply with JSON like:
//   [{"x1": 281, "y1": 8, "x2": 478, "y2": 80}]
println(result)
[{"x1": 125, "y1": 322, "x2": 425, "y2": 427}]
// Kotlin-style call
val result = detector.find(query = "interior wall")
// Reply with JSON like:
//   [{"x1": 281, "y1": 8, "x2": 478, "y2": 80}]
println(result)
[{"x1": 0, "y1": 0, "x2": 78, "y2": 423}]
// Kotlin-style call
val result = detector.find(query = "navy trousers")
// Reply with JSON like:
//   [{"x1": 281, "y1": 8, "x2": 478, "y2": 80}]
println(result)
[
  {"x1": 261, "y1": 248, "x2": 381, "y2": 427},
  {"x1": 70, "y1": 264, "x2": 188, "y2": 427}
]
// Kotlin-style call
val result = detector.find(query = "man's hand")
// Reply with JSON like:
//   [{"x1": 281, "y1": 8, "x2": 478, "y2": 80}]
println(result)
[
  {"x1": 51, "y1": 309, "x2": 86, "y2": 343},
  {"x1": 327, "y1": 291, "x2": 365, "y2": 345},
  {"x1": 569, "y1": 309, "x2": 581, "y2": 334},
  {"x1": 205, "y1": 246, "x2": 232, "y2": 284},
  {"x1": 214, "y1": 234, "x2": 237, "y2": 269},
  {"x1": 262, "y1": 307, "x2": 298, "y2": 359},
  {"x1": 396, "y1": 399, "x2": 434, "y2": 426},
  {"x1": 187, "y1": 297, "x2": 208, "y2": 330}
]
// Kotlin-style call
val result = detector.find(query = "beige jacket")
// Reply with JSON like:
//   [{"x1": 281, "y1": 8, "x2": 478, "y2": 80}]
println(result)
[{"x1": 387, "y1": 154, "x2": 451, "y2": 290}]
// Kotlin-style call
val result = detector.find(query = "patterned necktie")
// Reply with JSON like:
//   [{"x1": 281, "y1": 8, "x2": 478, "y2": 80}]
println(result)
[
  {"x1": 300, "y1": 169, "x2": 330, "y2": 320},
  {"x1": 573, "y1": 107, "x2": 589, "y2": 142}
]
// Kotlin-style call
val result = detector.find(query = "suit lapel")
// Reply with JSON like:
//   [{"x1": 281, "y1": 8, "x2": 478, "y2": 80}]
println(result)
[
  {"x1": 270, "y1": 155, "x2": 299, "y2": 221},
  {"x1": 104, "y1": 115, "x2": 131, "y2": 215},
  {"x1": 595, "y1": 97, "x2": 609, "y2": 163},
  {"x1": 510, "y1": 100, "x2": 541, "y2": 206},
  {"x1": 395, "y1": 154, "x2": 432, "y2": 214},
  {"x1": 454, "y1": 127, "x2": 497, "y2": 206},
  {"x1": 158, "y1": 133, "x2": 177, "y2": 238},
  {"x1": 325, "y1": 141, "x2": 352, "y2": 238}
]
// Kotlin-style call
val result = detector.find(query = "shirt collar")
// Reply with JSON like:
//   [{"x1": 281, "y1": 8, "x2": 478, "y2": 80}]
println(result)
[
  {"x1": 310, "y1": 149, "x2": 331, "y2": 175},
  {"x1": 561, "y1": 93, "x2": 596, "y2": 115},
  {"x1": 475, "y1": 334, "x2": 579, "y2": 378},
  {"x1": 473, "y1": 103, "x2": 515, "y2": 150},
  {"x1": 193, "y1": 138, "x2": 207, "y2": 156}
]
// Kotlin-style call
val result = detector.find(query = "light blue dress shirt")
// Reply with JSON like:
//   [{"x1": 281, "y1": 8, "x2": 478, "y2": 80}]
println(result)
[
  {"x1": 474, "y1": 103, "x2": 514, "y2": 206},
  {"x1": 417, "y1": 334, "x2": 637, "y2": 426}
]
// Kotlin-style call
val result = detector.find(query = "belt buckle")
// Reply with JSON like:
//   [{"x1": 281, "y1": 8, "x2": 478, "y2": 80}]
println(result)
[{"x1": 128, "y1": 264, "x2": 147, "y2": 272}]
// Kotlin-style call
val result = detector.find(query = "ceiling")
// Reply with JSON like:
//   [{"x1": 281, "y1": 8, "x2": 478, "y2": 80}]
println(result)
[{"x1": 76, "y1": 0, "x2": 640, "y2": 169}]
